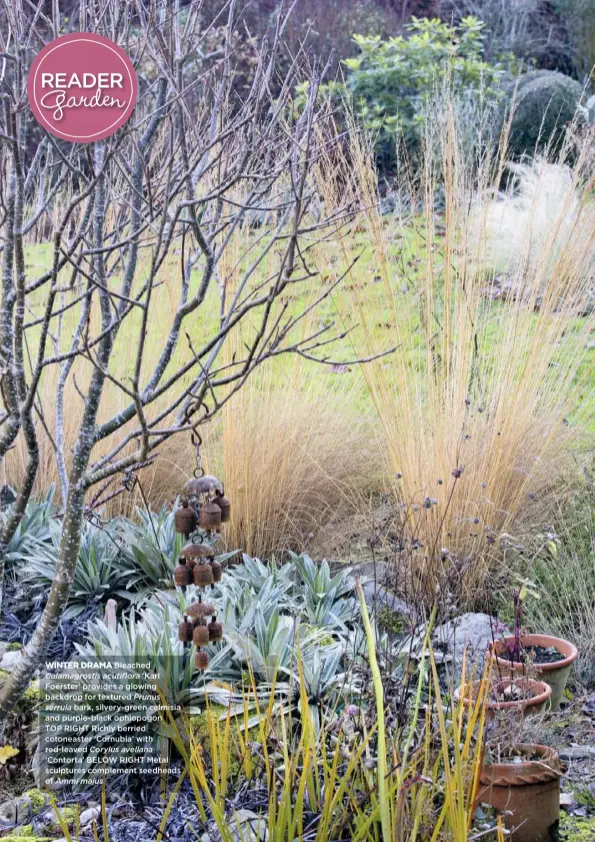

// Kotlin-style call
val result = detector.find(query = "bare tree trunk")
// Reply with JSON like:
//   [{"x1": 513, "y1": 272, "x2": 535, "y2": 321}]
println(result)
[{"x1": 0, "y1": 100, "x2": 36, "y2": 611}]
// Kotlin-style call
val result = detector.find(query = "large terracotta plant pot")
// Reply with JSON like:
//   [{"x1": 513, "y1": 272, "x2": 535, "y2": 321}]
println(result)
[
  {"x1": 490, "y1": 633, "x2": 578, "y2": 711},
  {"x1": 454, "y1": 677, "x2": 552, "y2": 717},
  {"x1": 477, "y1": 743, "x2": 560, "y2": 842}
]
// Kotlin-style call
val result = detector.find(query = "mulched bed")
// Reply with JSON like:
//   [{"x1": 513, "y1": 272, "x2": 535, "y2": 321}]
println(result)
[{"x1": 0, "y1": 578, "x2": 99, "y2": 661}]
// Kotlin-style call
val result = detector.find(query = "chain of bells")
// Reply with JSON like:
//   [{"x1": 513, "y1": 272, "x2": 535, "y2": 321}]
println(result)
[{"x1": 172, "y1": 475, "x2": 232, "y2": 672}]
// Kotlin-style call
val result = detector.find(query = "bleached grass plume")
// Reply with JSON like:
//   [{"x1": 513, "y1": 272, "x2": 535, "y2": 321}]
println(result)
[
  {"x1": 202, "y1": 356, "x2": 378, "y2": 559},
  {"x1": 474, "y1": 158, "x2": 595, "y2": 285},
  {"x1": 333, "y1": 126, "x2": 594, "y2": 603}
]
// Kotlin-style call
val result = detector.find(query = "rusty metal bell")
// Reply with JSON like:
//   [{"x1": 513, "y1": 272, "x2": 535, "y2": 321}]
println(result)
[
  {"x1": 211, "y1": 560, "x2": 223, "y2": 583},
  {"x1": 199, "y1": 500, "x2": 222, "y2": 531},
  {"x1": 193, "y1": 623, "x2": 210, "y2": 646},
  {"x1": 186, "y1": 600, "x2": 215, "y2": 619},
  {"x1": 195, "y1": 650, "x2": 210, "y2": 670},
  {"x1": 181, "y1": 542, "x2": 214, "y2": 568},
  {"x1": 209, "y1": 616, "x2": 223, "y2": 641},
  {"x1": 193, "y1": 562, "x2": 214, "y2": 588},
  {"x1": 183, "y1": 475, "x2": 224, "y2": 498},
  {"x1": 173, "y1": 558, "x2": 192, "y2": 587},
  {"x1": 214, "y1": 494, "x2": 231, "y2": 523},
  {"x1": 175, "y1": 499, "x2": 197, "y2": 536},
  {"x1": 178, "y1": 616, "x2": 194, "y2": 643}
]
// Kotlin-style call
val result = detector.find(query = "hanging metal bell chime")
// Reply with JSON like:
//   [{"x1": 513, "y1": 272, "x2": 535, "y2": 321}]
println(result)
[
  {"x1": 211, "y1": 560, "x2": 223, "y2": 583},
  {"x1": 174, "y1": 498, "x2": 197, "y2": 536},
  {"x1": 194, "y1": 562, "x2": 214, "y2": 588},
  {"x1": 195, "y1": 650, "x2": 209, "y2": 670},
  {"x1": 186, "y1": 600, "x2": 216, "y2": 620},
  {"x1": 181, "y1": 542, "x2": 214, "y2": 569},
  {"x1": 178, "y1": 615, "x2": 194, "y2": 643},
  {"x1": 209, "y1": 616, "x2": 223, "y2": 641},
  {"x1": 174, "y1": 558, "x2": 192, "y2": 587},
  {"x1": 193, "y1": 622, "x2": 210, "y2": 647},
  {"x1": 171, "y1": 461, "x2": 233, "y2": 674},
  {"x1": 199, "y1": 499, "x2": 222, "y2": 531},
  {"x1": 214, "y1": 493, "x2": 231, "y2": 523},
  {"x1": 183, "y1": 475, "x2": 224, "y2": 498}
]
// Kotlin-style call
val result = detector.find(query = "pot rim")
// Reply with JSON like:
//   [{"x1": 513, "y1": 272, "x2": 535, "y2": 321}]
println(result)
[
  {"x1": 454, "y1": 677, "x2": 552, "y2": 711},
  {"x1": 490, "y1": 633, "x2": 578, "y2": 673},
  {"x1": 480, "y1": 742, "x2": 560, "y2": 786}
]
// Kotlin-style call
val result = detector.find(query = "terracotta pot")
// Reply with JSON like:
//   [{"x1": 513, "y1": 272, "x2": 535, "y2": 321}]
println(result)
[
  {"x1": 477, "y1": 743, "x2": 560, "y2": 842},
  {"x1": 454, "y1": 677, "x2": 552, "y2": 717},
  {"x1": 490, "y1": 634, "x2": 577, "y2": 711}
]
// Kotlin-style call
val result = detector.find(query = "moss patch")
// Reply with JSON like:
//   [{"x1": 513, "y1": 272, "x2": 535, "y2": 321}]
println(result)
[
  {"x1": 0, "y1": 825, "x2": 52, "y2": 841},
  {"x1": 574, "y1": 787, "x2": 595, "y2": 810},
  {"x1": 189, "y1": 704, "x2": 251, "y2": 777},
  {"x1": 559, "y1": 812, "x2": 595, "y2": 841},
  {"x1": 22, "y1": 789, "x2": 47, "y2": 814},
  {"x1": 0, "y1": 673, "x2": 40, "y2": 707},
  {"x1": 300, "y1": 624, "x2": 335, "y2": 647},
  {"x1": 48, "y1": 804, "x2": 79, "y2": 827},
  {"x1": 20, "y1": 681, "x2": 42, "y2": 709},
  {"x1": 378, "y1": 607, "x2": 406, "y2": 635},
  {"x1": 190, "y1": 703, "x2": 237, "y2": 742}
]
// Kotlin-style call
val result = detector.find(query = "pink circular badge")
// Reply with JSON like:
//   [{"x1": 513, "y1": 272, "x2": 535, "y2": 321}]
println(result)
[{"x1": 27, "y1": 32, "x2": 138, "y2": 143}]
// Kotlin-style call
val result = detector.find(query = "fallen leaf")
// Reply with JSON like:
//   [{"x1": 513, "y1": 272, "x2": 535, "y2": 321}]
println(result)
[{"x1": 0, "y1": 745, "x2": 19, "y2": 765}]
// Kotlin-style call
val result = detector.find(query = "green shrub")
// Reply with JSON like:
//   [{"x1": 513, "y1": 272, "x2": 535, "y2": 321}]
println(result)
[
  {"x1": 553, "y1": 0, "x2": 595, "y2": 77},
  {"x1": 504, "y1": 70, "x2": 584, "y2": 158},
  {"x1": 337, "y1": 16, "x2": 504, "y2": 167}
]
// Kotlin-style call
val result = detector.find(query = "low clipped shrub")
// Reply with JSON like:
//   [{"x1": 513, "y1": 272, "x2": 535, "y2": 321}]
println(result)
[{"x1": 503, "y1": 70, "x2": 585, "y2": 158}]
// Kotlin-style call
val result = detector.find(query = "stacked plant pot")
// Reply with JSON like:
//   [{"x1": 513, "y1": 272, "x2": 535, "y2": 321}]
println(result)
[
  {"x1": 456, "y1": 631, "x2": 579, "y2": 841},
  {"x1": 477, "y1": 744, "x2": 561, "y2": 842},
  {"x1": 454, "y1": 676, "x2": 553, "y2": 718},
  {"x1": 490, "y1": 633, "x2": 578, "y2": 711}
]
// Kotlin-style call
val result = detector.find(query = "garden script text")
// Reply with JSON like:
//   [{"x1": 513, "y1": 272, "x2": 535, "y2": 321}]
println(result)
[{"x1": 39, "y1": 72, "x2": 125, "y2": 121}]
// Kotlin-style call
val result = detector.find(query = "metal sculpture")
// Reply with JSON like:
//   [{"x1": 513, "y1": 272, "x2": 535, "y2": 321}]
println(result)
[{"x1": 173, "y1": 435, "x2": 232, "y2": 672}]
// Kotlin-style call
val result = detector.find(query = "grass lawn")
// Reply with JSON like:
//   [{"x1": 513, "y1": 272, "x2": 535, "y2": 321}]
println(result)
[{"x1": 21, "y1": 214, "x2": 595, "y2": 430}]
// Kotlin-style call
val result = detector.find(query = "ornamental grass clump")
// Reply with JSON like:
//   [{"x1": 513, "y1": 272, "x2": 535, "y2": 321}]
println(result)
[
  {"x1": 317, "y1": 107, "x2": 594, "y2": 604},
  {"x1": 157, "y1": 592, "x2": 489, "y2": 842}
]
